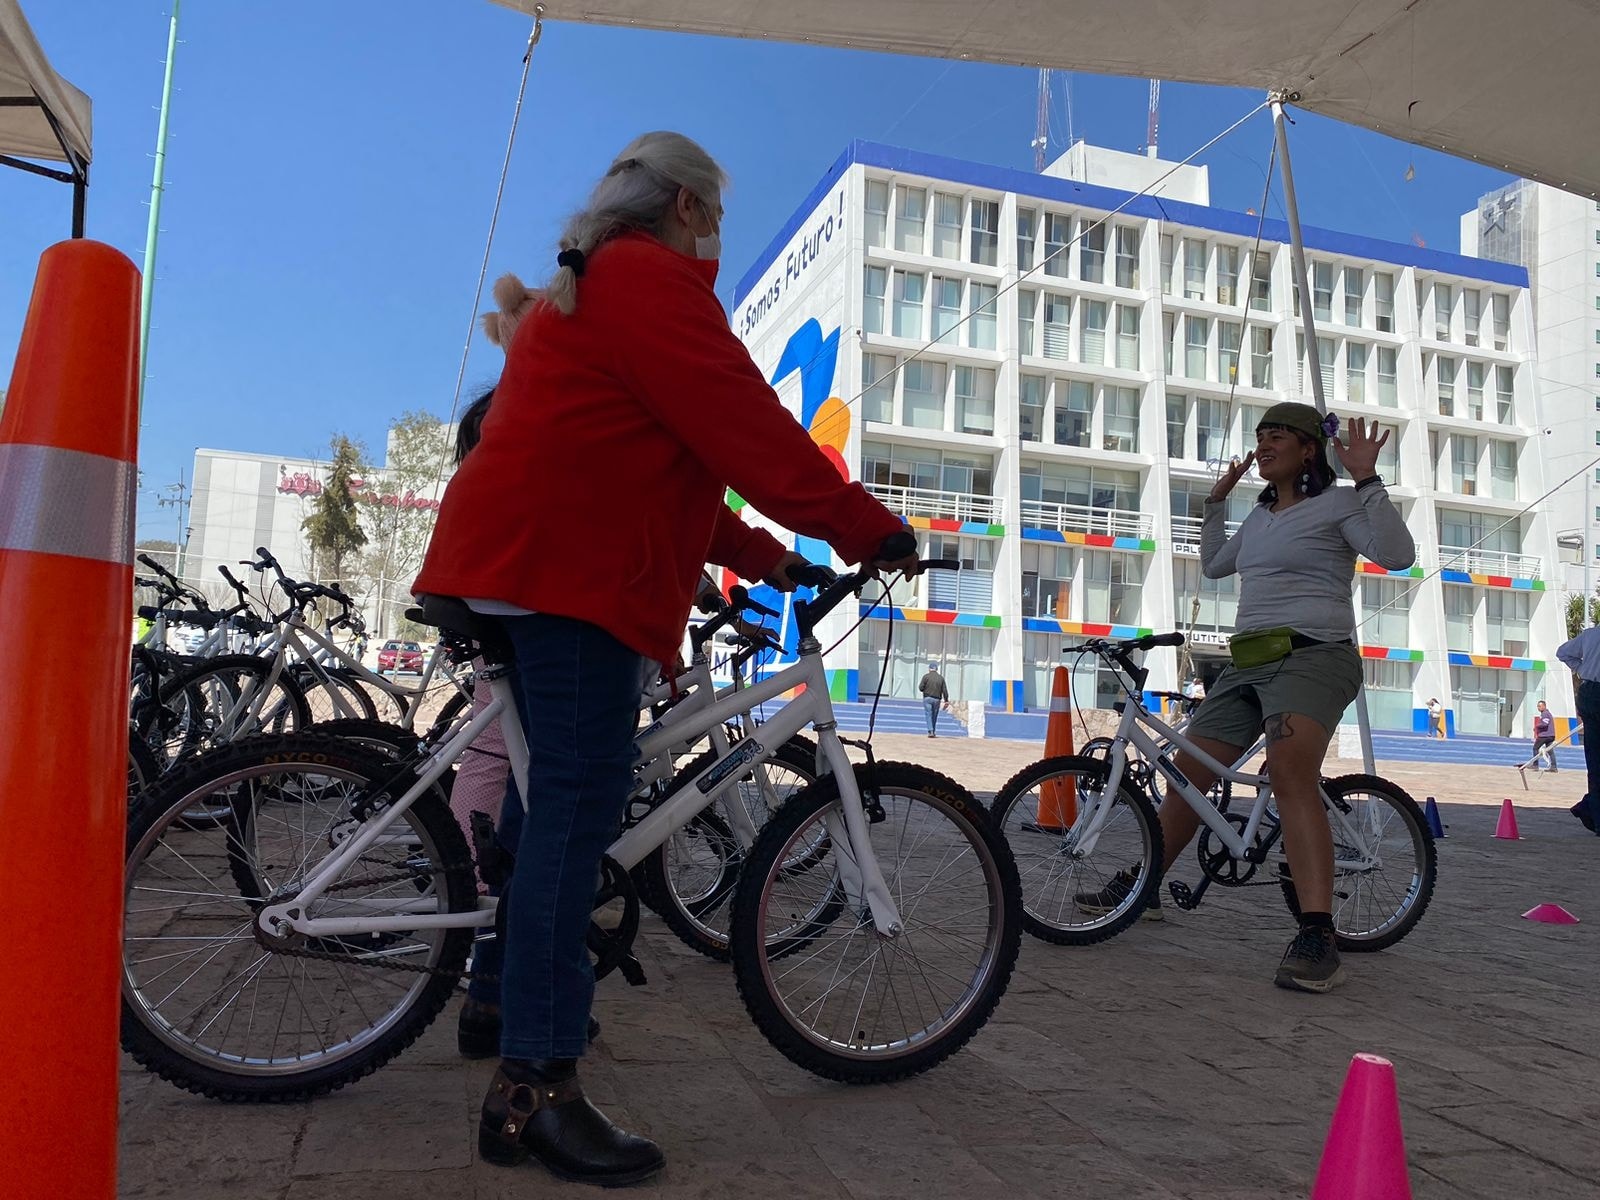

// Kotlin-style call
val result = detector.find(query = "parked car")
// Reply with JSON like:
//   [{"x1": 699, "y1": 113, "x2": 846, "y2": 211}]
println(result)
[{"x1": 377, "y1": 639, "x2": 425, "y2": 675}]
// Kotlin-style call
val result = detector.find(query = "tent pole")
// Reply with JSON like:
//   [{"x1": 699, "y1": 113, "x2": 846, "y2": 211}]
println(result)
[
  {"x1": 140, "y1": 0, "x2": 182, "y2": 414},
  {"x1": 1270, "y1": 92, "x2": 1377, "y2": 773}
]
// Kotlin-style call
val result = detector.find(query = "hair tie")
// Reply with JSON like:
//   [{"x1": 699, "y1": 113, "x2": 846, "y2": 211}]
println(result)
[{"x1": 556, "y1": 248, "x2": 586, "y2": 277}]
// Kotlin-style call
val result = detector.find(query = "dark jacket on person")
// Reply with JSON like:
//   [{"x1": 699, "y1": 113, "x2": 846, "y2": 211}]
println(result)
[{"x1": 918, "y1": 671, "x2": 949, "y2": 702}]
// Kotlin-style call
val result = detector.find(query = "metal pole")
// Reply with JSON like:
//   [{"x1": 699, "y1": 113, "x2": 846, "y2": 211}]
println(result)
[
  {"x1": 140, "y1": 0, "x2": 181, "y2": 412},
  {"x1": 1270, "y1": 94, "x2": 1377, "y2": 772}
]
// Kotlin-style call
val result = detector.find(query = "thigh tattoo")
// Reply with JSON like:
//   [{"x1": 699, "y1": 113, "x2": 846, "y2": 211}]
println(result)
[{"x1": 1263, "y1": 713, "x2": 1295, "y2": 744}]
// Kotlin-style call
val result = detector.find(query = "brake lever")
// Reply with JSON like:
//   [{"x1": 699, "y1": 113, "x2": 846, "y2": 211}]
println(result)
[{"x1": 728, "y1": 585, "x2": 781, "y2": 619}]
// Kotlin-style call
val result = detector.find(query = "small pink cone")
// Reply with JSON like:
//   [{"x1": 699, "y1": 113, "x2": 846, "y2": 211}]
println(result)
[
  {"x1": 1522, "y1": 903, "x2": 1579, "y2": 925},
  {"x1": 1493, "y1": 798, "x2": 1521, "y2": 840},
  {"x1": 1311, "y1": 1053, "x2": 1412, "y2": 1200}
]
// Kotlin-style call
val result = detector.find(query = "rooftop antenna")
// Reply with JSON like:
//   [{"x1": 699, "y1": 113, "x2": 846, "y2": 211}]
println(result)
[
  {"x1": 1146, "y1": 78, "x2": 1161, "y2": 157},
  {"x1": 1032, "y1": 68, "x2": 1051, "y2": 171}
]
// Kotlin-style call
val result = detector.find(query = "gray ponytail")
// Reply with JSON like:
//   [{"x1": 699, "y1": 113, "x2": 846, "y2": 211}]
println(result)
[{"x1": 545, "y1": 130, "x2": 728, "y2": 316}]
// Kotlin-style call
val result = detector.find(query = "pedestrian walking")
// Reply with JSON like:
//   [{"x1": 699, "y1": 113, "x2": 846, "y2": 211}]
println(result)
[
  {"x1": 1427, "y1": 696, "x2": 1446, "y2": 739},
  {"x1": 919, "y1": 662, "x2": 950, "y2": 737},
  {"x1": 1531, "y1": 700, "x2": 1558, "y2": 773}
]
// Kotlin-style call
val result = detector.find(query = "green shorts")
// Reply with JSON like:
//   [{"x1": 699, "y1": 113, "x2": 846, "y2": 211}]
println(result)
[{"x1": 1184, "y1": 641, "x2": 1362, "y2": 748}]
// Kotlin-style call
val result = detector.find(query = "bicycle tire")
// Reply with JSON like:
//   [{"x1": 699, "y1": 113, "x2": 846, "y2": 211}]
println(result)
[
  {"x1": 1280, "y1": 773, "x2": 1436, "y2": 952},
  {"x1": 150, "y1": 654, "x2": 313, "y2": 766},
  {"x1": 420, "y1": 688, "x2": 472, "y2": 744},
  {"x1": 637, "y1": 738, "x2": 820, "y2": 961},
  {"x1": 989, "y1": 754, "x2": 1164, "y2": 947},
  {"x1": 128, "y1": 730, "x2": 160, "y2": 805},
  {"x1": 292, "y1": 665, "x2": 380, "y2": 724},
  {"x1": 121, "y1": 732, "x2": 476, "y2": 1102},
  {"x1": 730, "y1": 761, "x2": 1020, "y2": 1084}
]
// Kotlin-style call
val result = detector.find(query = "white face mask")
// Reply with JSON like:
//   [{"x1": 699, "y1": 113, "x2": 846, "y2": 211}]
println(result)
[{"x1": 692, "y1": 196, "x2": 721, "y2": 260}]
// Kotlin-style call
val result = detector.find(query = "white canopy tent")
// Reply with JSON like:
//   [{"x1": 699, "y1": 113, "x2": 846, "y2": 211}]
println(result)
[
  {"x1": 495, "y1": 0, "x2": 1600, "y2": 199},
  {"x1": 1, "y1": 0, "x2": 92, "y2": 235}
]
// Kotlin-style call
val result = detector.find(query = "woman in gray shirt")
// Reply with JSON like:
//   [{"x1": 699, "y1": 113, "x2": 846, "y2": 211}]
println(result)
[{"x1": 1079, "y1": 402, "x2": 1414, "y2": 993}]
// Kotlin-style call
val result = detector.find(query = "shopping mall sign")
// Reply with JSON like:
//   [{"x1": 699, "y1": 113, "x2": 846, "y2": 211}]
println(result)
[{"x1": 277, "y1": 470, "x2": 440, "y2": 512}]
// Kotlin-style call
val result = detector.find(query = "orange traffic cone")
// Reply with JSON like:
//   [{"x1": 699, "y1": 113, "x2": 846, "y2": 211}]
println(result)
[
  {"x1": 1310, "y1": 1053, "x2": 1412, "y2": 1199},
  {"x1": 1037, "y1": 666, "x2": 1076, "y2": 831},
  {"x1": 0, "y1": 240, "x2": 141, "y2": 1198}
]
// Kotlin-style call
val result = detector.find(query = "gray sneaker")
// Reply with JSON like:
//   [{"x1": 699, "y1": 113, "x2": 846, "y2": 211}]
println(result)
[
  {"x1": 1073, "y1": 869, "x2": 1163, "y2": 922},
  {"x1": 1273, "y1": 925, "x2": 1345, "y2": 993}
]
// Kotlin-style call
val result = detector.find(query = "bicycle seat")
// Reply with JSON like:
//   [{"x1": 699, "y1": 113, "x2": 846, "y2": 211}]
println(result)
[{"x1": 408, "y1": 595, "x2": 514, "y2": 666}]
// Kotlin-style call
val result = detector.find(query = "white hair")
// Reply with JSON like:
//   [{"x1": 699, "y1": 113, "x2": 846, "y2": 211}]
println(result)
[{"x1": 545, "y1": 131, "x2": 727, "y2": 316}]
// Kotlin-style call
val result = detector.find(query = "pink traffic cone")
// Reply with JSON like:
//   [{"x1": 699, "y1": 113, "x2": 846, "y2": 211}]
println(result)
[
  {"x1": 1310, "y1": 1053, "x2": 1412, "y2": 1200},
  {"x1": 1493, "y1": 798, "x2": 1521, "y2": 840},
  {"x1": 1522, "y1": 903, "x2": 1580, "y2": 925}
]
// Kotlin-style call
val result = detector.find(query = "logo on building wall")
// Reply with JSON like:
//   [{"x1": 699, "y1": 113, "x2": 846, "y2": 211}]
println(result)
[{"x1": 276, "y1": 470, "x2": 441, "y2": 512}]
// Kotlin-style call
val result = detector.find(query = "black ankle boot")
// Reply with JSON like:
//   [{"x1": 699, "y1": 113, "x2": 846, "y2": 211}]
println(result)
[
  {"x1": 479, "y1": 1060, "x2": 664, "y2": 1186},
  {"x1": 459, "y1": 1004, "x2": 601, "y2": 1059}
]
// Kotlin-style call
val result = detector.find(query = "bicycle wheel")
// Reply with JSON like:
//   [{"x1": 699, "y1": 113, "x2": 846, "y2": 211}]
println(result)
[
  {"x1": 989, "y1": 755, "x2": 1163, "y2": 946},
  {"x1": 128, "y1": 730, "x2": 160, "y2": 806},
  {"x1": 121, "y1": 733, "x2": 477, "y2": 1102},
  {"x1": 1280, "y1": 774, "x2": 1436, "y2": 952},
  {"x1": 292, "y1": 666, "x2": 380, "y2": 724},
  {"x1": 149, "y1": 654, "x2": 312, "y2": 768},
  {"x1": 638, "y1": 738, "x2": 818, "y2": 961},
  {"x1": 730, "y1": 761, "x2": 1020, "y2": 1084}
]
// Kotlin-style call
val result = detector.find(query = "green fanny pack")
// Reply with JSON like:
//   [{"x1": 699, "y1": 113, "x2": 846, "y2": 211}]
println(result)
[{"x1": 1228, "y1": 627, "x2": 1297, "y2": 670}]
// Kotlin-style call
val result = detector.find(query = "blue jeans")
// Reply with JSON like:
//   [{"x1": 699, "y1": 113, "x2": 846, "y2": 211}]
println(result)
[
  {"x1": 924, "y1": 696, "x2": 941, "y2": 734},
  {"x1": 468, "y1": 613, "x2": 645, "y2": 1060},
  {"x1": 1578, "y1": 682, "x2": 1600, "y2": 831}
]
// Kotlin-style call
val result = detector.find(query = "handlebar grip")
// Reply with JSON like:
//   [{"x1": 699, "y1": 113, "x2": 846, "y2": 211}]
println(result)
[
  {"x1": 728, "y1": 585, "x2": 781, "y2": 620},
  {"x1": 218, "y1": 565, "x2": 245, "y2": 590},
  {"x1": 1141, "y1": 632, "x2": 1187, "y2": 649},
  {"x1": 920, "y1": 558, "x2": 961, "y2": 572},
  {"x1": 876, "y1": 529, "x2": 917, "y2": 563},
  {"x1": 255, "y1": 547, "x2": 274, "y2": 564},
  {"x1": 137, "y1": 552, "x2": 160, "y2": 571},
  {"x1": 787, "y1": 563, "x2": 838, "y2": 589}
]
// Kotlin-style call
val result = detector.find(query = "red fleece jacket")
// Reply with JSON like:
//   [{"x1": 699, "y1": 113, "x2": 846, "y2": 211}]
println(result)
[{"x1": 413, "y1": 232, "x2": 903, "y2": 665}]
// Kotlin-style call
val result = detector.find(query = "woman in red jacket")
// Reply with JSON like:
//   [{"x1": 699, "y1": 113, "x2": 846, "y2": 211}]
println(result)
[{"x1": 413, "y1": 130, "x2": 913, "y2": 1186}]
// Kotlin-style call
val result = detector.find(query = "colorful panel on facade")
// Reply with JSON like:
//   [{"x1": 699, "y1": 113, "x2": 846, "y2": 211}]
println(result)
[
  {"x1": 1022, "y1": 616, "x2": 1154, "y2": 640},
  {"x1": 1021, "y1": 527, "x2": 1156, "y2": 553},
  {"x1": 1438, "y1": 568, "x2": 1545, "y2": 591},
  {"x1": 1447, "y1": 651, "x2": 1546, "y2": 671},
  {"x1": 1356, "y1": 561, "x2": 1424, "y2": 578},
  {"x1": 861, "y1": 604, "x2": 1002, "y2": 628},
  {"x1": 905, "y1": 515, "x2": 1005, "y2": 537},
  {"x1": 1358, "y1": 645, "x2": 1424, "y2": 661}
]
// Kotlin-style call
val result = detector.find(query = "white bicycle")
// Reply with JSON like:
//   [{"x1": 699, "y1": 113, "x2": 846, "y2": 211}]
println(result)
[
  {"x1": 121, "y1": 559, "x2": 1022, "y2": 1100},
  {"x1": 990, "y1": 632, "x2": 1436, "y2": 950}
]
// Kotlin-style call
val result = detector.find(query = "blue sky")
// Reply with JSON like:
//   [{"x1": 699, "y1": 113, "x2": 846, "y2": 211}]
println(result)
[{"x1": 3, "y1": 1, "x2": 1515, "y2": 540}]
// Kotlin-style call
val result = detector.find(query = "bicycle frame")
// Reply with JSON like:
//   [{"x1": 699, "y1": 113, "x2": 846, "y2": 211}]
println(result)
[{"x1": 255, "y1": 635, "x2": 905, "y2": 942}]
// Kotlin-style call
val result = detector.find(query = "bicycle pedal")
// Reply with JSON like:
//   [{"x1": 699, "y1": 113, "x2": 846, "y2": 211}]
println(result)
[
  {"x1": 1167, "y1": 880, "x2": 1203, "y2": 912},
  {"x1": 618, "y1": 955, "x2": 648, "y2": 987}
]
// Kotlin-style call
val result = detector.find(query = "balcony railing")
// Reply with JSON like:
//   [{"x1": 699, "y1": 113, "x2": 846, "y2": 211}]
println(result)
[
  {"x1": 1437, "y1": 545, "x2": 1543, "y2": 580},
  {"x1": 865, "y1": 484, "x2": 1002, "y2": 525},
  {"x1": 1170, "y1": 514, "x2": 1241, "y2": 554},
  {"x1": 1021, "y1": 499, "x2": 1153, "y2": 540}
]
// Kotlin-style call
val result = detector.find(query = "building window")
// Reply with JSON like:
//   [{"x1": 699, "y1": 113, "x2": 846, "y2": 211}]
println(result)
[
  {"x1": 1017, "y1": 288, "x2": 1037, "y2": 356},
  {"x1": 1250, "y1": 326, "x2": 1274, "y2": 388},
  {"x1": 1185, "y1": 315, "x2": 1209, "y2": 379},
  {"x1": 1173, "y1": 556, "x2": 1239, "y2": 632},
  {"x1": 1375, "y1": 421, "x2": 1400, "y2": 483},
  {"x1": 968, "y1": 283, "x2": 997, "y2": 350},
  {"x1": 1020, "y1": 459, "x2": 1138, "y2": 515},
  {"x1": 901, "y1": 359, "x2": 946, "y2": 429},
  {"x1": 1490, "y1": 440, "x2": 1517, "y2": 500},
  {"x1": 1313, "y1": 261, "x2": 1334, "y2": 323},
  {"x1": 1360, "y1": 577, "x2": 1412, "y2": 648},
  {"x1": 1347, "y1": 342, "x2": 1368, "y2": 404},
  {"x1": 969, "y1": 198, "x2": 999, "y2": 266},
  {"x1": 932, "y1": 192, "x2": 962, "y2": 259},
  {"x1": 1053, "y1": 379, "x2": 1093, "y2": 447},
  {"x1": 1487, "y1": 591, "x2": 1531, "y2": 656},
  {"x1": 1044, "y1": 213, "x2": 1071, "y2": 278},
  {"x1": 1017, "y1": 207, "x2": 1037, "y2": 272},
  {"x1": 1166, "y1": 393, "x2": 1188, "y2": 458},
  {"x1": 1464, "y1": 288, "x2": 1482, "y2": 346},
  {"x1": 1081, "y1": 300, "x2": 1108, "y2": 365},
  {"x1": 1491, "y1": 292, "x2": 1510, "y2": 349},
  {"x1": 1019, "y1": 374, "x2": 1046, "y2": 442},
  {"x1": 1216, "y1": 245, "x2": 1241, "y2": 306},
  {"x1": 1316, "y1": 337, "x2": 1336, "y2": 401},
  {"x1": 1374, "y1": 271, "x2": 1395, "y2": 332},
  {"x1": 1495, "y1": 365, "x2": 1514, "y2": 422},
  {"x1": 863, "y1": 266, "x2": 886, "y2": 336},
  {"x1": 1082, "y1": 549, "x2": 1145, "y2": 625},
  {"x1": 1250, "y1": 250, "x2": 1272, "y2": 311},
  {"x1": 1043, "y1": 293, "x2": 1072, "y2": 360},
  {"x1": 1444, "y1": 586, "x2": 1474, "y2": 652},
  {"x1": 861, "y1": 353, "x2": 896, "y2": 422},
  {"x1": 1115, "y1": 304, "x2": 1140, "y2": 370},
  {"x1": 1161, "y1": 234, "x2": 1175, "y2": 295},
  {"x1": 1196, "y1": 397, "x2": 1230, "y2": 463},
  {"x1": 1219, "y1": 321, "x2": 1241, "y2": 385},
  {"x1": 954, "y1": 365, "x2": 996, "y2": 435},
  {"x1": 1103, "y1": 385, "x2": 1140, "y2": 453},
  {"x1": 1080, "y1": 220, "x2": 1107, "y2": 284},
  {"x1": 895, "y1": 186, "x2": 927, "y2": 254},
  {"x1": 1021, "y1": 544, "x2": 1073, "y2": 620},
  {"x1": 1467, "y1": 361, "x2": 1486, "y2": 421},
  {"x1": 1115, "y1": 225, "x2": 1140, "y2": 289},
  {"x1": 1452, "y1": 434, "x2": 1478, "y2": 495},
  {"x1": 892, "y1": 270, "x2": 925, "y2": 339},
  {"x1": 1344, "y1": 266, "x2": 1364, "y2": 326},
  {"x1": 1184, "y1": 239, "x2": 1207, "y2": 300},
  {"x1": 1436, "y1": 355, "x2": 1457, "y2": 416},
  {"x1": 1434, "y1": 283, "x2": 1453, "y2": 340},
  {"x1": 931, "y1": 275, "x2": 962, "y2": 343},
  {"x1": 865, "y1": 180, "x2": 889, "y2": 249}
]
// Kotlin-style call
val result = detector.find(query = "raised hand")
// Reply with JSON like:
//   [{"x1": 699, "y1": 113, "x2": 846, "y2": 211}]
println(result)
[
  {"x1": 1331, "y1": 416, "x2": 1388, "y2": 480},
  {"x1": 1208, "y1": 451, "x2": 1256, "y2": 503}
]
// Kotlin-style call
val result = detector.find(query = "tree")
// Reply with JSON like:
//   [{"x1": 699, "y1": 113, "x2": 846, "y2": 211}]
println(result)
[
  {"x1": 356, "y1": 411, "x2": 452, "y2": 636},
  {"x1": 302, "y1": 436, "x2": 368, "y2": 587},
  {"x1": 1565, "y1": 592, "x2": 1600, "y2": 641}
]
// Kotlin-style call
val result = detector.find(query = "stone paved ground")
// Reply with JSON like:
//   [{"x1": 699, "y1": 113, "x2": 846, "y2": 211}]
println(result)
[{"x1": 119, "y1": 734, "x2": 1600, "y2": 1199}]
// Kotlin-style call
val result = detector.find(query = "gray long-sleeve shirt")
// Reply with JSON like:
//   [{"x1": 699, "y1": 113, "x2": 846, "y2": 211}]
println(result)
[
  {"x1": 1557, "y1": 626, "x2": 1600, "y2": 683},
  {"x1": 1201, "y1": 483, "x2": 1416, "y2": 643}
]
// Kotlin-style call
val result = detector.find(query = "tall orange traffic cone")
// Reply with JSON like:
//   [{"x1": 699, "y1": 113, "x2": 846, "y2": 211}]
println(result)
[
  {"x1": 0, "y1": 240, "x2": 141, "y2": 1199},
  {"x1": 1310, "y1": 1053, "x2": 1412, "y2": 1199},
  {"x1": 1037, "y1": 666, "x2": 1076, "y2": 831}
]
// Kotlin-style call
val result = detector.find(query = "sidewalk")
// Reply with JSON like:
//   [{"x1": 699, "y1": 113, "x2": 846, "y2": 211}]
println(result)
[{"x1": 119, "y1": 736, "x2": 1600, "y2": 1199}]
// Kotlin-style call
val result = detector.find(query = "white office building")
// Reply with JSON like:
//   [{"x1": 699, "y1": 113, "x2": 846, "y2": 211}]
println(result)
[
  {"x1": 1461, "y1": 180, "x2": 1600, "y2": 597},
  {"x1": 731, "y1": 140, "x2": 1569, "y2": 737}
]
